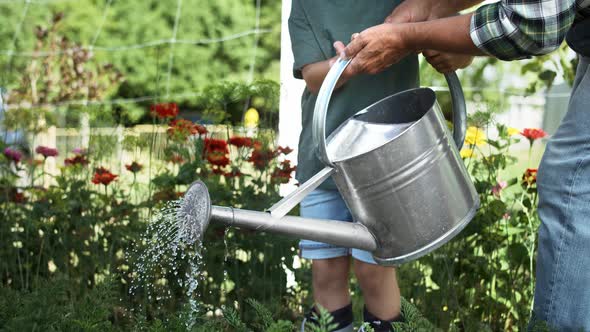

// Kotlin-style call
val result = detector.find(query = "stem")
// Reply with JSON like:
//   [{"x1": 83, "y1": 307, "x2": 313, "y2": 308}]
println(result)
[
  {"x1": 35, "y1": 236, "x2": 45, "y2": 287},
  {"x1": 527, "y1": 144, "x2": 533, "y2": 169}
]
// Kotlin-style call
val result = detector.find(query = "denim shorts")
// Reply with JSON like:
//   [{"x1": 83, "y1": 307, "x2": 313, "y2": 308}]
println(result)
[{"x1": 299, "y1": 189, "x2": 377, "y2": 264}]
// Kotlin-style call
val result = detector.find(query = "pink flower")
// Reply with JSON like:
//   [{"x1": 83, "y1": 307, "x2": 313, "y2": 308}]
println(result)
[
  {"x1": 72, "y1": 147, "x2": 87, "y2": 155},
  {"x1": 4, "y1": 147, "x2": 22, "y2": 163},
  {"x1": 491, "y1": 180, "x2": 508, "y2": 197},
  {"x1": 35, "y1": 146, "x2": 59, "y2": 158}
]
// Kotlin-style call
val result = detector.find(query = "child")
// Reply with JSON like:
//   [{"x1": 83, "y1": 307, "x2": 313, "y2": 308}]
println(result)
[{"x1": 288, "y1": 0, "x2": 472, "y2": 331}]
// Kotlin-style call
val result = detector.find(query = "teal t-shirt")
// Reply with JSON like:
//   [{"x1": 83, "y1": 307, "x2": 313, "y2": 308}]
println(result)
[{"x1": 288, "y1": 0, "x2": 419, "y2": 190}]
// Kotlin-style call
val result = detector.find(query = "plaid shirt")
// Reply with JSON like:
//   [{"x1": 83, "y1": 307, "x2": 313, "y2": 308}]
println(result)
[{"x1": 471, "y1": 0, "x2": 590, "y2": 60}]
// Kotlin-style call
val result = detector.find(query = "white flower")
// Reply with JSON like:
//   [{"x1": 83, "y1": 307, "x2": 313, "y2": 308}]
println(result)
[
  {"x1": 48, "y1": 260, "x2": 57, "y2": 273},
  {"x1": 69, "y1": 252, "x2": 79, "y2": 267},
  {"x1": 12, "y1": 241, "x2": 23, "y2": 248}
]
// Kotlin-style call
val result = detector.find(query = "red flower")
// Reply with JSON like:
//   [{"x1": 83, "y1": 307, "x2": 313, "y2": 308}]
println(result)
[
  {"x1": 521, "y1": 128, "x2": 547, "y2": 141},
  {"x1": 195, "y1": 124, "x2": 208, "y2": 135},
  {"x1": 252, "y1": 140, "x2": 263, "y2": 151},
  {"x1": 211, "y1": 167, "x2": 225, "y2": 175},
  {"x1": 224, "y1": 170, "x2": 243, "y2": 178},
  {"x1": 167, "y1": 119, "x2": 205, "y2": 141},
  {"x1": 65, "y1": 155, "x2": 89, "y2": 167},
  {"x1": 4, "y1": 147, "x2": 22, "y2": 164},
  {"x1": 35, "y1": 146, "x2": 59, "y2": 158},
  {"x1": 125, "y1": 161, "x2": 143, "y2": 173},
  {"x1": 248, "y1": 148, "x2": 277, "y2": 170},
  {"x1": 271, "y1": 160, "x2": 297, "y2": 184},
  {"x1": 167, "y1": 154, "x2": 185, "y2": 164},
  {"x1": 11, "y1": 192, "x2": 27, "y2": 204},
  {"x1": 150, "y1": 103, "x2": 179, "y2": 119},
  {"x1": 522, "y1": 168, "x2": 538, "y2": 186},
  {"x1": 204, "y1": 138, "x2": 229, "y2": 153},
  {"x1": 92, "y1": 167, "x2": 118, "y2": 186},
  {"x1": 277, "y1": 146, "x2": 294, "y2": 155},
  {"x1": 207, "y1": 153, "x2": 230, "y2": 167},
  {"x1": 228, "y1": 136, "x2": 253, "y2": 148},
  {"x1": 204, "y1": 138, "x2": 230, "y2": 167}
]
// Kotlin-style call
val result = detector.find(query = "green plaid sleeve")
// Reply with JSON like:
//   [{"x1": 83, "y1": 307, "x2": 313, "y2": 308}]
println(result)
[{"x1": 470, "y1": 0, "x2": 577, "y2": 60}]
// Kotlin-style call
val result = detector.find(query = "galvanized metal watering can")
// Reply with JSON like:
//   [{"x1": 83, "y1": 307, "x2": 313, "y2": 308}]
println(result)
[{"x1": 181, "y1": 58, "x2": 479, "y2": 265}]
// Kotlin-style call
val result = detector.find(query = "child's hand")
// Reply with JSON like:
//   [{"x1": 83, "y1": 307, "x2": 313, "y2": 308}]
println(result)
[
  {"x1": 423, "y1": 50, "x2": 473, "y2": 74},
  {"x1": 329, "y1": 41, "x2": 346, "y2": 67}
]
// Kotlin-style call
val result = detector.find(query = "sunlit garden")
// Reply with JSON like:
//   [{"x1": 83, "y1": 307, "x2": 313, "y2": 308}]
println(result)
[{"x1": 0, "y1": 1, "x2": 580, "y2": 331}]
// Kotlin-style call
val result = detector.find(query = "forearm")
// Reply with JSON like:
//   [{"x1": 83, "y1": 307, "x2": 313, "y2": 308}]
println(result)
[
  {"x1": 446, "y1": 0, "x2": 484, "y2": 13},
  {"x1": 423, "y1": 0, "x2": 483, "y2": 19},
  {"x1": 301, "y1": 57, "x2": 351, "y2": 95},
  {"x1": 403, "y1": 14, "x2": 485, "y2": 56}
]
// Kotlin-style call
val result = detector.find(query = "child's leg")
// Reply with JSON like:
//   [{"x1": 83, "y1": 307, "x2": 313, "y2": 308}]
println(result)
[{"x1": 299, "y1": 189, "x2": 354, "y2": 330}]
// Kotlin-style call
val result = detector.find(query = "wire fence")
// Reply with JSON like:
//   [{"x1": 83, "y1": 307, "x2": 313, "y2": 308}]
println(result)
[
  {"x1": 0, "y1": 0, "x2": 267, "y2": 112},
  {"x1": 0, "y1": 0, "x2": 573, "y2": 134}
]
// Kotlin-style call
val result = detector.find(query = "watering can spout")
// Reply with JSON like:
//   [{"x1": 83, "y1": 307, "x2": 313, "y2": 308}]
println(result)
[{"x1": 180, "y1": 181, "x2": 378, "y2": 252}]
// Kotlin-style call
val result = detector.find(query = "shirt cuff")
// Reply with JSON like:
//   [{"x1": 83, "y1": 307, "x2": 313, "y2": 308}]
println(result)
[{"x1": 469, "y1": 2, "x2": 531, "y2": 61}]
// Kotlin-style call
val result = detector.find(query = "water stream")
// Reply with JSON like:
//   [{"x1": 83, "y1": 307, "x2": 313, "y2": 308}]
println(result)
[{"x1": 128, "y1": 191, "x2": 208, "y2": 328}]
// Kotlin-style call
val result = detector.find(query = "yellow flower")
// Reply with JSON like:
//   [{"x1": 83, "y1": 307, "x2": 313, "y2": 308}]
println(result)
[
  {"x1": 244, "y1": 107, "x2": 259, "y2": 128},
  {"x1": 464, "y1": 126, "x2": 486, "y2": 146},
  {"x1": 507, "y1": 127, "x2": 520, "y2": 136},
  {"x1": 460, "y1": 148, "x2": 475, "y2": 158}
]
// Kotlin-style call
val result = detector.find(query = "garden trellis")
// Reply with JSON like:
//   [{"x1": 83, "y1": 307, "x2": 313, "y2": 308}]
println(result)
[{"x1": 1, "y1": 0, "x2": 269, "y2": 110}]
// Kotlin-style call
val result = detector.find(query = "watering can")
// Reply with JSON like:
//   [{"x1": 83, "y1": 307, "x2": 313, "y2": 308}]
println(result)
[{"x1": 181, "y1": 58, "x2": 479, "y2": 265}]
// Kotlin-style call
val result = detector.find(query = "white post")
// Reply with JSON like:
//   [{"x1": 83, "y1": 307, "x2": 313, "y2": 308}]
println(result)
[
  {"x1": 80, "y1": 112, "x2": 90, "y2": 149},
  {"x1": 278, "y1": 0, "x2": 305, "y2": 196}
]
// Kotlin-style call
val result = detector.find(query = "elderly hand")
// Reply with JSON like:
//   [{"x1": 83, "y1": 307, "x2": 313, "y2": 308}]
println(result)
[
  {"x1": 423, "y1": 50, "x2": 473, "y2": 73},
  {"x1": 341, "y1": 23, "x2": 413, "y2": 77}
]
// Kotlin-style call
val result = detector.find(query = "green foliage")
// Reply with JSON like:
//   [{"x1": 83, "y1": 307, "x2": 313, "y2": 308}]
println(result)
[
  {"x1": 520, "y1": 44, "x2": 578, "y2": 93},
  {"x1": 198, "y1": 299, "x2": 294, "y2": 332},
  {"x1": 391, "y1": 298, "x2": 443, "y2": 332},
  {"x1": 0, "y1": 277, "x2": 118, "y2": 331},
  {"x1": 398, "y1": 109, "x2": 543, "y2": 331},
  {"x1": 0, "y1": 0, "x2": 281, "y2": 125},
  {"x1": 303, "y1": 305, "x2": 338, "y2": 332}
]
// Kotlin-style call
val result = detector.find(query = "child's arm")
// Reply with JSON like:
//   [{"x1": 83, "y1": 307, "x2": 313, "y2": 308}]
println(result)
[{"x1": 301, "y1": 42, "x2": 352, "y2": 95}]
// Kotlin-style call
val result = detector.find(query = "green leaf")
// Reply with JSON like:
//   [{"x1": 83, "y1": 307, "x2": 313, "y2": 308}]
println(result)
[{"x1": 507, "y1": 243, "x2": 529, "y2": 267}]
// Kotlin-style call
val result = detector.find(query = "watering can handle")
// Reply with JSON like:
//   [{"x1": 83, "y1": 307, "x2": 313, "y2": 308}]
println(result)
[{"x1": 312, "y1": 57, "x2": 467, "y2": 167}]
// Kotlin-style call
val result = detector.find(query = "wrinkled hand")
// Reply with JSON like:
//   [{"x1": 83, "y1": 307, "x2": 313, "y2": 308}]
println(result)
[
  {"x1": 341, "y1": 23, "x2": 412, "y2": 77},
  {"x1": 423, "y1": 50, "x2": 473, "y2": 74}
]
